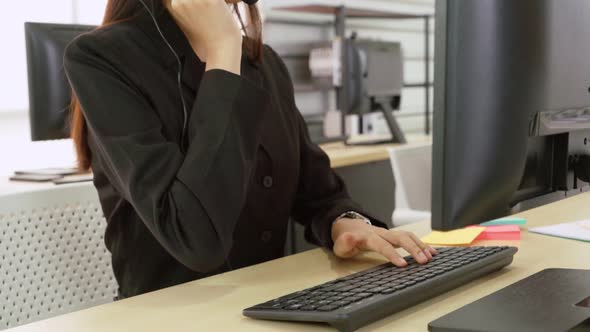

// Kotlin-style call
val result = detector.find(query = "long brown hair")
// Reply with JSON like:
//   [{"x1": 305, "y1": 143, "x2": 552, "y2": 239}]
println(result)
[{"x1": 70, "y1": 0, "x2": 263, "y2": 170}]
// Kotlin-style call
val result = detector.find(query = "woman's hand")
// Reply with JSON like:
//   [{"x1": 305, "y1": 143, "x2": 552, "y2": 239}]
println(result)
[
  {"x1": 332, "y1": 218, "x2": 437, "y2": 267},
  {"x1": 167, "y1": 0, "x2": 242, "y2": 74}
]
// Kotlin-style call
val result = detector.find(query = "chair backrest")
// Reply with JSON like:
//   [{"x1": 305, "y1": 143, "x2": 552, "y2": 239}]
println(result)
[
  {"x1": 388, "y1": 143, "x2": 433, "y2": 211},
  {"x1": 0, "y1": 184, "x2": 117, "y2": 330}
]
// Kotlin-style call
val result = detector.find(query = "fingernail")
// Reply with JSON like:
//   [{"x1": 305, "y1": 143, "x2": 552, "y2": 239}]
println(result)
[
  {"x1": 431, "y1": 247, "x2": 439, "y2": 255},
  {"x1": 418, "y1": 252, "x2": 427, "y2": 263},
  {"x1": 424, "y1": 249, "x2": 432, "y2": 259},
  {"x1": 395, "y1": 257, "x2": 408, "y2": 266}
]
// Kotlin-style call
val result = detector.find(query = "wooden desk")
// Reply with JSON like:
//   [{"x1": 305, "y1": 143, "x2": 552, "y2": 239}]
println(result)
[
  {"x1": 320, "y1": 134, "x2": 431, "y2": 169},
  {"x1": 9, "y1": 192, "x2": 590, "y2": 332}
]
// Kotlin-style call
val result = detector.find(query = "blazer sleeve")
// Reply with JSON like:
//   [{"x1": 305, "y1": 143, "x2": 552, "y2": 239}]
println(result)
[
  {"x1": 64, "y1": 35, "x2": 270, "y2": 273},
  {"x1": 264, "y1": 46, "x2": 388, "y2": 250}
]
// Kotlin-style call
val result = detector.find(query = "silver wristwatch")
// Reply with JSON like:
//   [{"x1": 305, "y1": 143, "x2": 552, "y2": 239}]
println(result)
[{"x1": 336, "y1": 211, "x2": 372, "y2": 225}]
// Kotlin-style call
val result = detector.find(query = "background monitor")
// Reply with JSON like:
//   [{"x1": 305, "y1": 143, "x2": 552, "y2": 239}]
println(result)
[
  {"x1": 432, "y1": 0, "x2": 590, "y2": 230},
  {"x1": 25, "y1": 22, "x2": 95, "y2": 141}
]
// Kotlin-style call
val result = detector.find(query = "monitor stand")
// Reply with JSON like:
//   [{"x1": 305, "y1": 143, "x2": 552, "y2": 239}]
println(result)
[{"x1": 347, "y1": 97, "x2": 407, "y2": 146}]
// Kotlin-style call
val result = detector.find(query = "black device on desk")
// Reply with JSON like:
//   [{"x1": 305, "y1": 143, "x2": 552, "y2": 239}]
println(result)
[
  {"x1": 244, "y1": 246, "x2": 517, "y2": 332},
  {"x1": 429, "y1": 269, "x2": 590, "y2": 332}
]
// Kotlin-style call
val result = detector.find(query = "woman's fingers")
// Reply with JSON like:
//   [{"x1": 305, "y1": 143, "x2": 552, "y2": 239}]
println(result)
[
  {"x1": 398, "y1": 236, "x2": 430, "y2": 264},
  {"x1": 333, "y1": 232, "x2": 363, "y2": 258},
  {"x1": 364, "y1": 234, "x2": 408, "y2": 267},
  {"x1": 378, "y1": 229, "x2": 431, "y2": 264},
  {"x1": 408, "y1": 232, "x2": 438, "y2": 257},
  {"x1": 333, "y1": 227, "x2": 436, "y2": 267}
]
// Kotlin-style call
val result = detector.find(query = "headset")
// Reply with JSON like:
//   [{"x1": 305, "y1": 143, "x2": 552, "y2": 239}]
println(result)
[{"x1": 137, "y1": 0, "x2": 259, "y2": 151}]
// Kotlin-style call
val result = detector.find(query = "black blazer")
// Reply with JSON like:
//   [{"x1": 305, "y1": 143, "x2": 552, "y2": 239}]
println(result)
[{"x1": 65, "y1": 8, "x2": 381, "y2": 298}]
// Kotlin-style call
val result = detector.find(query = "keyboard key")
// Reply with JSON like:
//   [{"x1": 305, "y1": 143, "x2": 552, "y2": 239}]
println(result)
[
  {"x1": 315, "y1": 299, "x2": 333, "y2": 306},
  {"x1": 381, "y1": 288, "x2": 397, "y2": 294},
  {"x1": 317, "y1": 304, "x2": 339, "y2": 312},
  {"x1": 348, "y1": 296, "x2": 364, "y2": 303},
  {"x1": 369, "y1": 286, "x2": 388, "y2": 293},
  {"x1": 285, "y1": 304, "x2": 305, "y2": 310},
  {"x1": 300, "y1": 304, "x2": 318, "y2": 311},
  {"x1": 354, "y1": 286, "x2": 374, "y2": 293},
  {"x1": 336, "y1": 285, "x2": 358, "y2": 292},
  {"x1": 332, "y1": 300, "x2": 352, "y2": 307}
]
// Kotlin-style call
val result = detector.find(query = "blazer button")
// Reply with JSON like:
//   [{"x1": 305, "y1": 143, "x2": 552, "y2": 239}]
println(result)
[
  {"x1": 263, "y1": 176, "x2": 273, "y2": 188},
  {"x1": 261, "y1": 231, "x2": 273, "y2": 243}
]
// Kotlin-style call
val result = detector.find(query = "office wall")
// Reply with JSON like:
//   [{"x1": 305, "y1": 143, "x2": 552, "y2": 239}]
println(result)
[
  {"x1": 0, "y1": 0, "x2": 106, "y2": 114},
  {"x1": 0, "y1": 0, "x2": 433, "y2": 175}
]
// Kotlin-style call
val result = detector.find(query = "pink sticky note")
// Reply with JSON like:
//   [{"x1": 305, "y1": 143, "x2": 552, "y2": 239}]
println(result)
[{"x1": 468, "y1": 225, "x2": 521, "y2": 240}]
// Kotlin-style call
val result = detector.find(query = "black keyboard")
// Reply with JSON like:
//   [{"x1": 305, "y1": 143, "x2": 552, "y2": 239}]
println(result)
[{"x1": 243, "y1": 246, "x2": 518, "y2": 332}]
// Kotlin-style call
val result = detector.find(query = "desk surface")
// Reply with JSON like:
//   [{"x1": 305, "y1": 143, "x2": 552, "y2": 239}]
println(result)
[
  {"x1": 9, "y1": 192, "x2": 590, "y2": 332},
  {"x1": 321, "y1": 134, "x2": 431, "y2": 168}
]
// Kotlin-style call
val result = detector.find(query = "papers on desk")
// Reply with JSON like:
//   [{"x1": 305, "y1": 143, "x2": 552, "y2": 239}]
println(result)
[{"x1": 530, "y1": 220, "x2": 590, "y2": 243}]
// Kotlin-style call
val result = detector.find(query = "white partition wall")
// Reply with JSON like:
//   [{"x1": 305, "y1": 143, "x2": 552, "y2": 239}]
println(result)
[{"x1": 0, "y1": 184, "x2": 117, "y2": 330}]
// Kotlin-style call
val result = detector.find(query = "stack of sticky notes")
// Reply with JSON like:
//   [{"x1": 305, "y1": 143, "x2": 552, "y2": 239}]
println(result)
[
  {"x1": 421, "y1": 217, "x2": 526, "y2": 246},
  {"x1": 421, "y1": 227, "x2": 486, "y2": 246},
  {"x1": 480, "y1": 217, "x2": 527, "y2": 227},
  {"x1": 469, "y1": 225, "x2": 521, "y2": 241}
]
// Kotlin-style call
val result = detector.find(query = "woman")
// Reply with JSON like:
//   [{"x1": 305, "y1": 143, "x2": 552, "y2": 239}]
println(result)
[{"x1": 65, "y1": 0, "x2": 436, "y2": 299}]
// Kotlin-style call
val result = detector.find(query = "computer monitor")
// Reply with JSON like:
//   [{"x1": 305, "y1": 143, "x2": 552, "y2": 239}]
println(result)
[
  {"x1": 25, "y1": 22, "x2": 95, "y2": 141},
  {"x1": 353, "y1": 40, "x2": 406, "y2": 143},
  {"x1": 308, "y1": 39, "x2": 406, "y2": 143},
  {"x1": 432, "y1": 0, "x2": 590, "y2": 230}
]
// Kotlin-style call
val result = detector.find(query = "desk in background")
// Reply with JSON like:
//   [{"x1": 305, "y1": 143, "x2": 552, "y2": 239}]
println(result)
[{"x1": 7, "y1": 191, "x2": 589, "y2": 332}]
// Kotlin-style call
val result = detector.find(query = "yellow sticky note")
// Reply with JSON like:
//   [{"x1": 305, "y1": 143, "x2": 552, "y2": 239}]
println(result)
[{"x1": 421, "y1": 227, "x2": 486, "y2": 246}]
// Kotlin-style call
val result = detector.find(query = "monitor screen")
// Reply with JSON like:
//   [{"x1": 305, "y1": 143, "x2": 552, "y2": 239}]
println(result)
[
  {"x1": 432, "y1": 0, "x2": 590, "y2": 230},
  {"x1": 25, "y1": 22, "x2": 96, "y2": 141}
]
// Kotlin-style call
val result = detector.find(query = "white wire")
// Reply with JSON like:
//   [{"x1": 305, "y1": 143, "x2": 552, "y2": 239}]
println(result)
[
  {"x1": 138, "y1": 0, "x2": 188, "y2": 149},
  {"x1": 137, "y1": 0, "x2": 235, "y2": 272}
]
